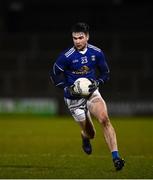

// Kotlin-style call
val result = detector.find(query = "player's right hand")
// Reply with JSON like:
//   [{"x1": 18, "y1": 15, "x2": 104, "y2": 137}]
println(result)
[{"x1": 64, "y1": 85, "x2": 81, "y2": 97}]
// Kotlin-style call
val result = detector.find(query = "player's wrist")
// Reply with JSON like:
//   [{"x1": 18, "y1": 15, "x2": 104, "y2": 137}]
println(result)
[{"x1": 88, "y1": 79, "x2": 99, "y2": 93}]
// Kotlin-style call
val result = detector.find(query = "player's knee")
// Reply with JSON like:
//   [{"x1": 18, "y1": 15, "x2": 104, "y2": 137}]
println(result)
[{"x1": 98, "y1": 113, "x2": 110, "y2": 127}]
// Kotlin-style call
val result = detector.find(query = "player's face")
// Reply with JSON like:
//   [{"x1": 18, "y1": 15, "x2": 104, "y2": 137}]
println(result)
[{"x1": 72, "y1": 32, "x2": 89, "y2": 51}]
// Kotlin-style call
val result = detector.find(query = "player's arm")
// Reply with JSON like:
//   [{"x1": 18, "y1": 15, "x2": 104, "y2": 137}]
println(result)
[
  {"x1": 88, "y1": 51, "x2": 110, "y2": 93},
  {"x1": 49, "y1": 54, "x2": 66, "y2": 89},
  {"x1": 49, "y1": 63, "x2": 81, "y2": 97},
  {"x1": 89, "y1": 52, "x2": 110, "y2": 93},
  {"x1": 96, "y1": 51, "x2": 110, "y2": 85}
]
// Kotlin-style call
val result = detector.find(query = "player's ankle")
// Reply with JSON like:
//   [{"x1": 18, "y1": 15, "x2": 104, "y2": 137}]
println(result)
[{"x1": 112, "y1": 151, "x2": 120, "y2": 159}]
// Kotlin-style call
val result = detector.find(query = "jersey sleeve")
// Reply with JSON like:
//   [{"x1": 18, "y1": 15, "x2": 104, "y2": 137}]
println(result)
[
  {"x1": 49, "y1": 54, "x2": 67, "y2": 88},
  {"x1": 96, "y1": 51, "x2": 110, "y2": 84}
]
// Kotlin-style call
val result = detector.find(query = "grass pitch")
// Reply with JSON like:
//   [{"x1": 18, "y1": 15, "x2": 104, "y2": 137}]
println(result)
[{"x1": 0, "y1": 114, "x2": 152, "y2": 179}]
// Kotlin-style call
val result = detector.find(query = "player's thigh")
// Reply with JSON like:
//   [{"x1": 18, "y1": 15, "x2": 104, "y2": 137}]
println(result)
[{"x1": 87, "y1": 90, "x2": 108, "y2": 119}]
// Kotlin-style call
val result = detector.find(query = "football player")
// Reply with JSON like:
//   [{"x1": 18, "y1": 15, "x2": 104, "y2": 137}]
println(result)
[{"x1": 49, "y1": 22, "x2": 125, "y2": 170}]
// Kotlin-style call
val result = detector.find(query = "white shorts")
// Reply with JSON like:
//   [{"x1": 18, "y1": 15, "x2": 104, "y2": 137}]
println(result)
[{"x1": 64, "y1": 89, "x2": 102, "y2": 122}]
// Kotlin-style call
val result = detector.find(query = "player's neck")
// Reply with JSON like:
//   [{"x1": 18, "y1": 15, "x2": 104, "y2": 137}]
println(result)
[
  {"x1": 78, "y1": 44, "x2": 88, "y2": 54},
  {"x1": 74, "y1": 43, "x2": 88, "y2": 54},
  {"x1": 79, "y1": 47, "x2": 87, "y2": 54}
]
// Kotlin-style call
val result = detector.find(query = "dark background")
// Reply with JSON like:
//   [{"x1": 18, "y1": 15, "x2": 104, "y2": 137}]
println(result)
[{"x1": 0, "y1": 0, "x2": 153, "y2": 114}]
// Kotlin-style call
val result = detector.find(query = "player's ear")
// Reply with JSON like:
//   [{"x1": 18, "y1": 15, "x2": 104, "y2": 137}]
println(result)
[{"x1": 87, "y1": 33, "x2": 89, "y2": 41}]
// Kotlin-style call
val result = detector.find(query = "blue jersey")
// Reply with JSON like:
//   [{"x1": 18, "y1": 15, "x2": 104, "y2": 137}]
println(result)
[{"x1": 49, "y1": 43, "x2": 110, "y2": 99}]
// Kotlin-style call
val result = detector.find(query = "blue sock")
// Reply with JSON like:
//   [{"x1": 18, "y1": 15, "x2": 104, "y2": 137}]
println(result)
[{"x1": 112, "y1": 151, "x2": 120, "y2": 159}]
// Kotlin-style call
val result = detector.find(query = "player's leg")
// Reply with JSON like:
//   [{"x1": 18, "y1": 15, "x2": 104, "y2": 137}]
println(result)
[
  {"x1": 88, "y1": 95, "x2": 118, "y2": 151},
  {"x1": 79, "y1": 110, "x2": 96, "y2": 139},
  {"x1": 64, "y1": 98, "x2": 95, "y2": 154},
  {"x1": 78, "y1": 120, "x2": 94, "y2": 155},
  {"x1": 88, "y1": 90, "x2": 125, "y2": 170},
  {"x1": 78, "y1": 110, "x2": 96, "y2": 154},
  {"x1": 73, "y1": 109, "x2": 96, "y2": 155}
]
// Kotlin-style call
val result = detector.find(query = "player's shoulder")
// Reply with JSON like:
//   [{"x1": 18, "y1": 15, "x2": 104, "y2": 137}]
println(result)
[
  {"x1": 63, "y1": 46, "x2": 76, "y2": 58},
  {"x1": 87, "y1": 43, "x2": 102, "y2": 53}
]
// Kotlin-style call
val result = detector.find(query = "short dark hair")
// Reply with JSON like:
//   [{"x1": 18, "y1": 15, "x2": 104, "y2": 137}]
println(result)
[{"x1": 71, "y1": 22, "x2": 89, "y2": 34}]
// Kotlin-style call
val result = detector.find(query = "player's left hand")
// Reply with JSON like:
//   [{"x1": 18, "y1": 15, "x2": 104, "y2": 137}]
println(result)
[{"x1": 89, "y1": 79, "x2": 99, "y2": 93}]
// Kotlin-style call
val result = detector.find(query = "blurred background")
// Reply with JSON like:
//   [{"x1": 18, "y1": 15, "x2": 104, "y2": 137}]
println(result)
[{"x1": 0, "y1": 0, "x2": 153, "y2": 116}]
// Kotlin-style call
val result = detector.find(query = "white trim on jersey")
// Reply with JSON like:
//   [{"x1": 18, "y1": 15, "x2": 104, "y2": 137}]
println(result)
[
  {"x1": 65, "y1": 47, "x2": 75, "y2": 57},
  {"x1": 88, "y1": 44, "x2": 101, "y2": 52},
  {"x1": 55, "y1": 82, "x2": 64, "y2": 87},
  {"x1": 99, "y1": 78, "x2": 104, "y2": 83},
  {"x1": 53, "y1": 63, "x2": 64, "y2": 75}
]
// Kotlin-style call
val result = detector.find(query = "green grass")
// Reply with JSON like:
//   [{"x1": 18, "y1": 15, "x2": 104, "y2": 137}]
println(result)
[{"x1": 0, "y1": 114, "x2": 153, "y2": 178}]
